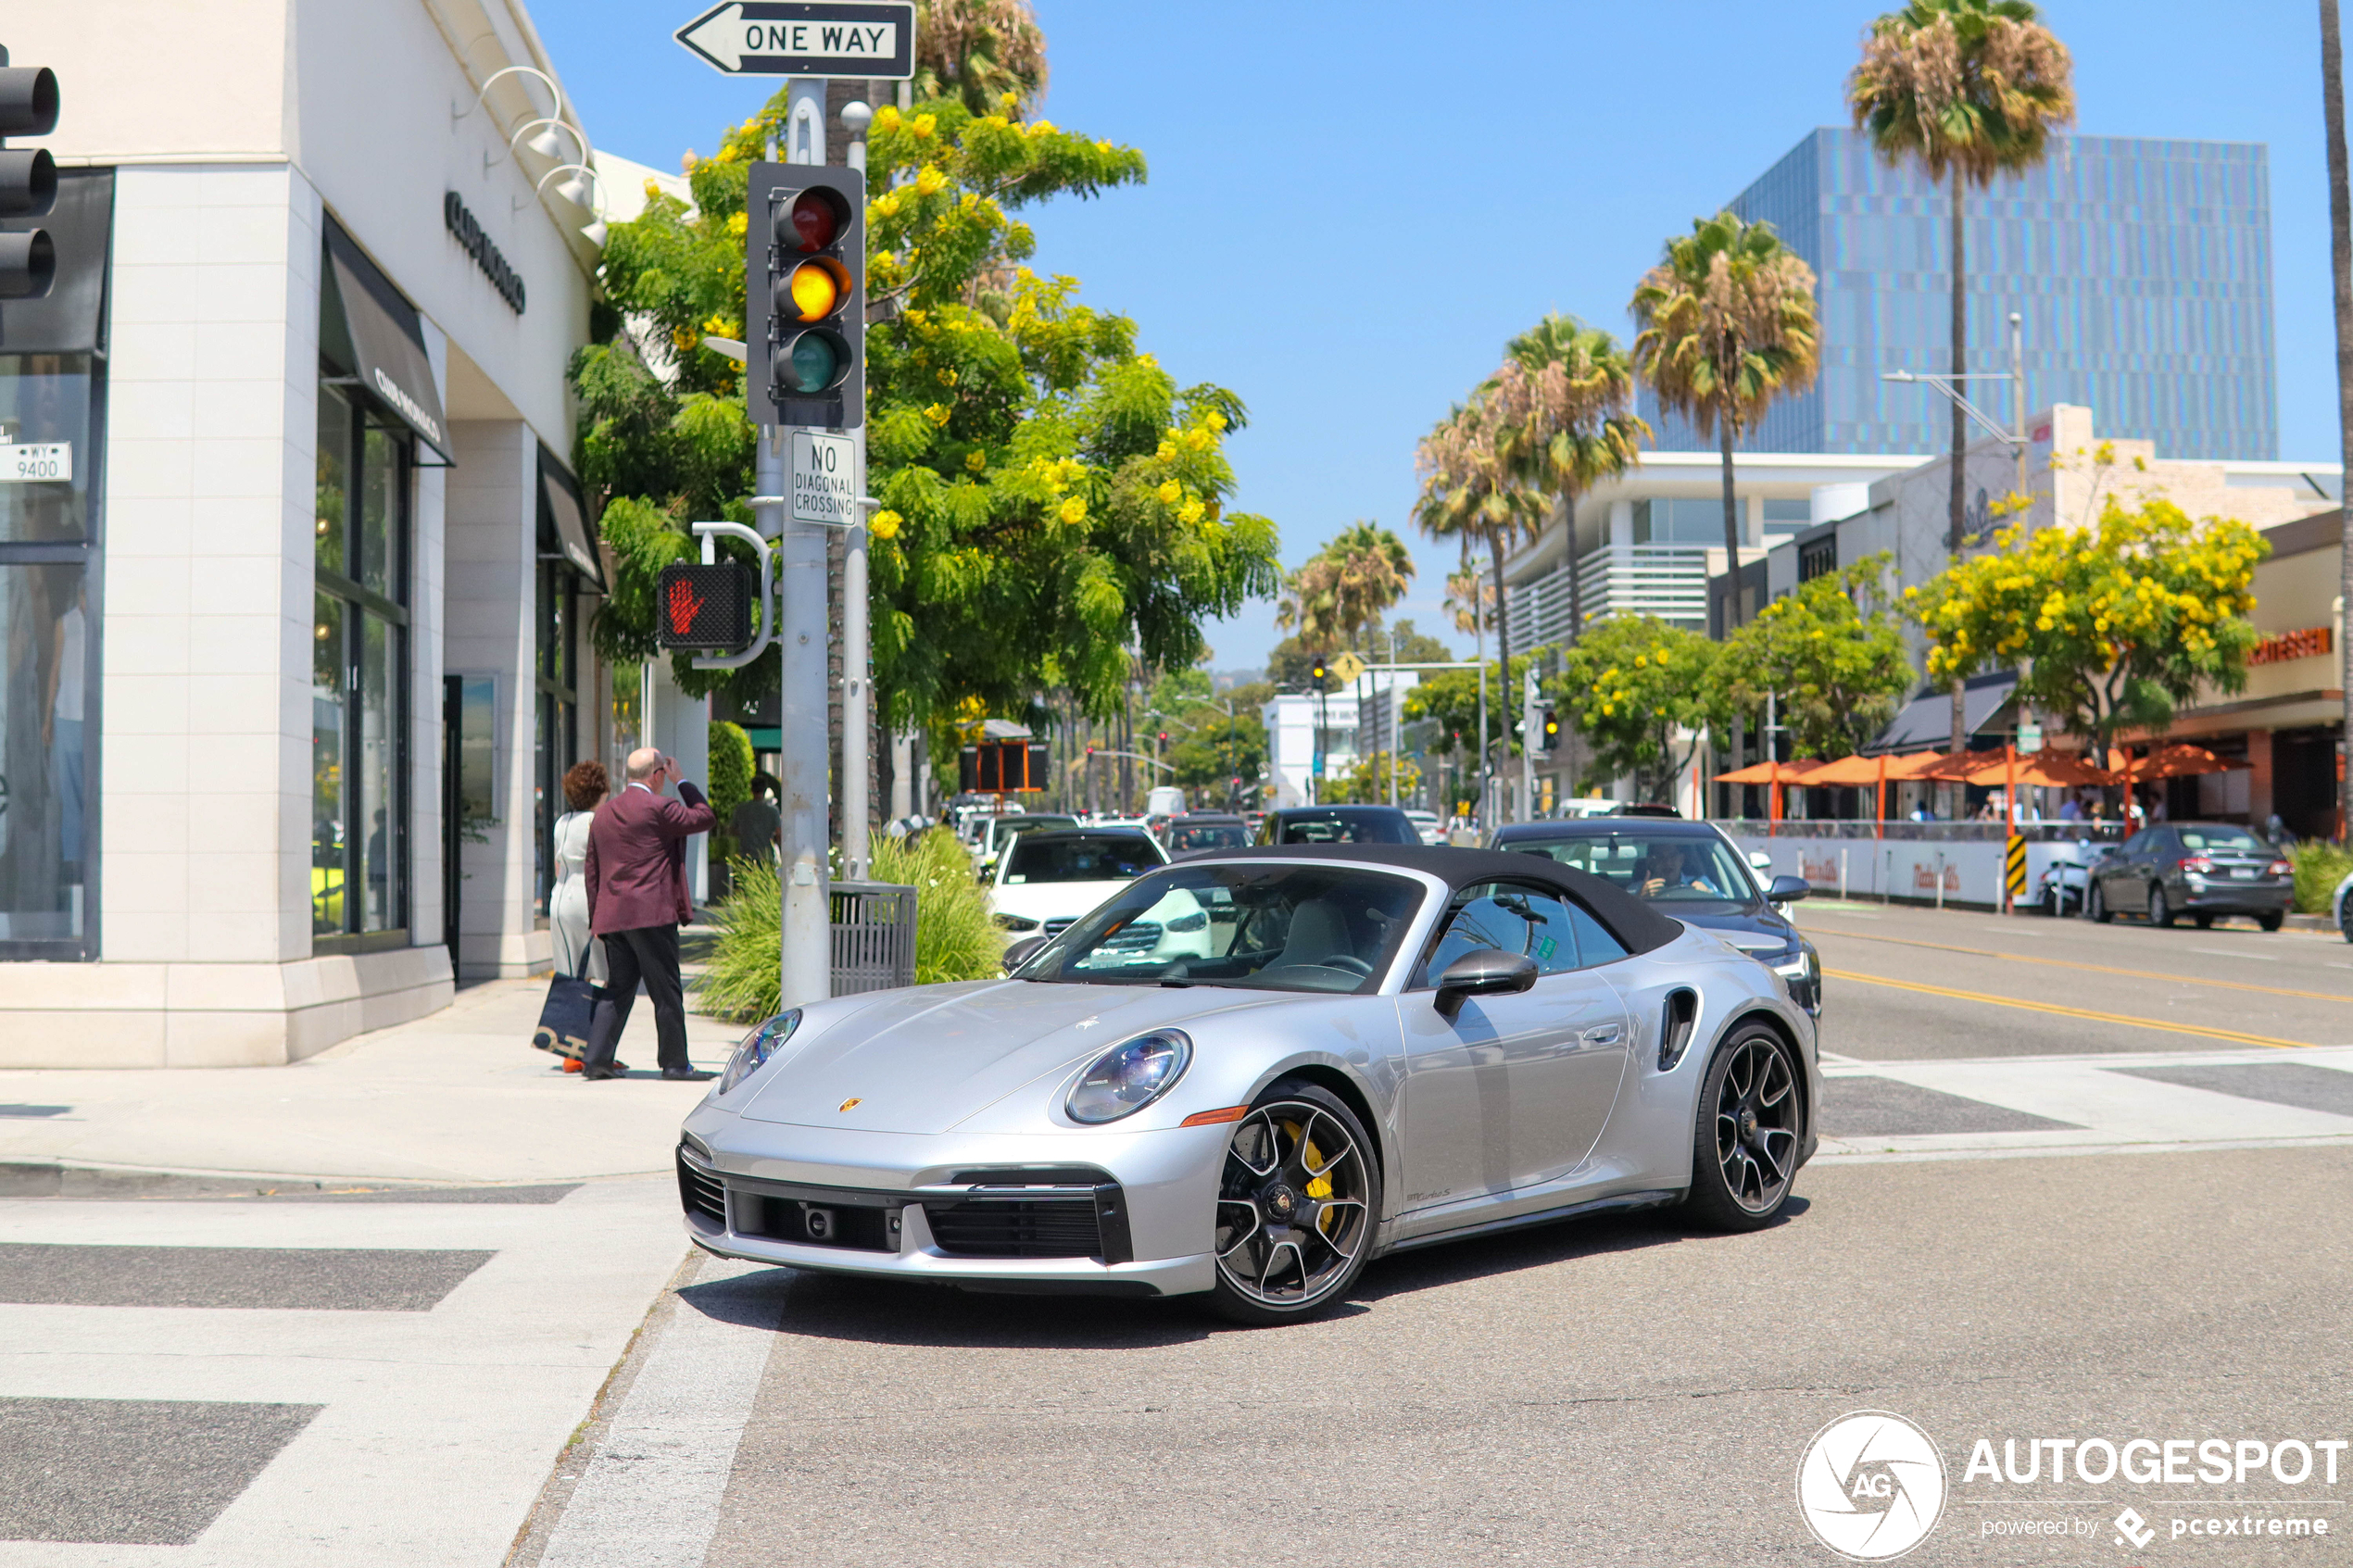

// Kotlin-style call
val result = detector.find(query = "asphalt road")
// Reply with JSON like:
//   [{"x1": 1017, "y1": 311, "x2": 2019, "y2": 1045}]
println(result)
[{"x1": 1796, "y1": 899, "x2": 2353, "y2": 1059}]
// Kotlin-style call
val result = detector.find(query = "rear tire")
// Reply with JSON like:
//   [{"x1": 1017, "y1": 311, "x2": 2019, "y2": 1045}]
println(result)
[
  {"x1": 2149, "y1": 886, "x2": 2173, "y2": 928},
  {"x1": 2259, "y1": 911, "x2": 2284, "y2": 933},
  {"x1": 2089, "y1": 883, "x2": 2112, "y2": 923},
  {"x1": 1683, "y1": 1024, "x2": 1802, "y2": 1233},
  {"x1": 1206, "y1": 1081, "x2": 1379, "y2": 1325}
]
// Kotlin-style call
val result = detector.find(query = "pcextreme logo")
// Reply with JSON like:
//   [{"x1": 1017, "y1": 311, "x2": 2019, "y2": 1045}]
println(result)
[{"x1": 1797, "y1": 1411, "x2": 1949, "y2": 1561}]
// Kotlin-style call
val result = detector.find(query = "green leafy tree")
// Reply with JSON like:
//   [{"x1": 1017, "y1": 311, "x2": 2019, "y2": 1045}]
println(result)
[
  {"x1": 910, "y1": 0, "x2": 1049, "y2": 114},
  {"x1": 1723, "y1": 556, "x2": 1915, "y2": 758},
  {"x1": 1554, "y1": 617, "x2": 1727, "y2": 797},
  {"x1": 1161, "y1": 684, "x2": 1269, "y2": 798},
  {"x1": 1906, "y1": 497, "x2": 2268, "y2": 768},
  {"x1": 578, "y1": 80, "x2": 1281, "y2": 734},
  {"x1": 1629, "y1": 213, "x2": 1819, "y2": 622},
  {"x1": 1404, "y1": 656, "x2": 1537, "y2": 759},
  {"x1": 1849, "y1": 0, "x2": 2074, "y2": 748}
]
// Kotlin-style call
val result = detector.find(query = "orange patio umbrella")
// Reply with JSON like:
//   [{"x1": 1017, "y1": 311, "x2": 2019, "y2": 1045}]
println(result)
[
  {"x1": 1952, "y1": 750, "x2": 2115, "y2": 789},
  {"x1": 1711, "y1": 759, "x2": 1826, "y2": 833},
  {"x1": 2114, "y1": 743, "x2": 2251, "y2": 781}
]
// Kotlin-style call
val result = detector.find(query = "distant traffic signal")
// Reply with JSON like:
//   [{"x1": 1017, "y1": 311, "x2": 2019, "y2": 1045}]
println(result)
[
  {"x1": 1309, "y1": 659, "x2": 1327, "y2": 688},
  {"x1": 0, "y1": 45, "x2": 59, "y2": 300},
  {"x1": 1537, "y1": 705, "x2": 1561, "y2": 754},
  {"x1": 654, "y1": 563, "x2": 755, "y2": 651},
  {"x1": 745, "y1": 162, "x2": 862, "y2": 428}
]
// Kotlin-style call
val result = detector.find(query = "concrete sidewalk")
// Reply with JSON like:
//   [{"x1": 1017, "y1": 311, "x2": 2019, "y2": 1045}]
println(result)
[{"x1": 0, "y1": 979, "x2": 749, "y2": 1185}]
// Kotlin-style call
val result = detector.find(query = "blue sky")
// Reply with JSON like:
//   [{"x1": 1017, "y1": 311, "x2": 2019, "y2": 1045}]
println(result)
[{"x1": 537, "y1": 0, "x2": 2339, "y2": 671}]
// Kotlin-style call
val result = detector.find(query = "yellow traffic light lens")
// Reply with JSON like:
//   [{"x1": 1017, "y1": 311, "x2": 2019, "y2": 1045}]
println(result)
[{"x1": 786, "y1": 259, "x2": 844, "y2": 321}]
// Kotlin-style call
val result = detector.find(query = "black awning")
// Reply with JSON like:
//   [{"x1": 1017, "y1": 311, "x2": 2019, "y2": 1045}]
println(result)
[
  {"x1": 537, "y1": 443, "x2": 602, "y2": 589},
  {"x1": 323, "y1": 218, "x2": 450, "y2": 461},
  {"x1": 1865, "y1": 671, "x2": 2018, "y2": 754},
  {"x1": 0, "y1": 168, "x2": 112, "y2": 355}
]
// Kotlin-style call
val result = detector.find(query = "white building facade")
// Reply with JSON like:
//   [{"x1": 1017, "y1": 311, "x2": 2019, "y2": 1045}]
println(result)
[{"x1": 0, "y1": 1, "x2": 617, "y2": 1066}]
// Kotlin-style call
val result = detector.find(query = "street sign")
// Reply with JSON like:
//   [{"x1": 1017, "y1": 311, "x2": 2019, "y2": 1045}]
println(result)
[
  {"x1": 674, "y1": 2, "x2": 914, "y2": 78},
  {"x1": 790, "y1": 431, "x2": 857, "y2": 523},
  {"x1": 2017, "y1": 721, "x2": 2044, "y2": 755},
  {"x1": 1330, "y1": 651, "x2": 1367, "y2": 684}
]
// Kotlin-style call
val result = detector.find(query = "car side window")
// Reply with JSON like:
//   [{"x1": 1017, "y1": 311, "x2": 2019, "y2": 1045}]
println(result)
[
  {"x1": 1416, "y1": 881, "x2": 1580, "y2": 985},
  {"x1": 2120, "y1": 831, "x2": 2151, "y2": 855},
  {"x1": 1564, "y1": 902, "x2": 1629, "y2": 969}
]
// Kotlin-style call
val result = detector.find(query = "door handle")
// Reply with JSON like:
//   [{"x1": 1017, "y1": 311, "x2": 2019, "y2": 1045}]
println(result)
[{"x1": 1581, "y1": 1022, "x2": 1623, "y2": 1047}]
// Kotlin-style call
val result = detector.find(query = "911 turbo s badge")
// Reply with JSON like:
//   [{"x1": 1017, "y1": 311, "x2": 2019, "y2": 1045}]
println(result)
[{"x1": 838, "y1": 1098, "x2": 863, "y2": 1111}]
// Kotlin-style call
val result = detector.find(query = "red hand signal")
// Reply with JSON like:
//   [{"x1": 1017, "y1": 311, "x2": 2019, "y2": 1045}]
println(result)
[{"x1": 665, "y1": 577, "x2": 706, "y2": 637}]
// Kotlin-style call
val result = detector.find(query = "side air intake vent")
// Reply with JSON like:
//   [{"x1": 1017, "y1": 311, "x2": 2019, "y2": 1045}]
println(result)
[{"x1": 1658, "y1": 989, "x2": 1700, "y2": 1072}]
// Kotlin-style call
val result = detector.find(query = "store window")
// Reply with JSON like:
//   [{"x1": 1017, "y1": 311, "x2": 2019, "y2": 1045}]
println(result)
[
  {"x1": 533, "y1": 507, "x2": 576, "y2": 920},
  {"x1": 311, "y1": 388, "x2": 411, "y2": 946}
]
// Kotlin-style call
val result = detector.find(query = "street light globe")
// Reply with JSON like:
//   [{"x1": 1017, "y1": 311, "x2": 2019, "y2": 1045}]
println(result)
[{"x1": 840, "y1": 100, "x2": 872, "y2": 135}]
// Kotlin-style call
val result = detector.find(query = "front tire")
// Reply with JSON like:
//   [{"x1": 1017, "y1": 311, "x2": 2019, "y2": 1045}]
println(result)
[
  {"x1": 1207, "y1": 1082, "x2": 1379, "y2": 1325},
  {"x1": 2149, "y1": 885, "x2": 2173, "y2": 928},
  {"x1": 2089, "y1": 882, "x2": 2112, "y2": 923},
  {"x1": 1683, "y1": 1024, "x2": 1802, "y2": 1232}
]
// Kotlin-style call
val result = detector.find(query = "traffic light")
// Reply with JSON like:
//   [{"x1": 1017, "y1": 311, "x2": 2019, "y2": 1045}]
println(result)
[
  {"x1": 654, "y1": 562, "x2": 755, "y2": 651},
  {"x1": 745, "y1": 162, "x2": 862, "y2": 429},
  {"x1": 1537, "y1": 705, "x2": 1561, "y2": 754},
  {"x1": 1309, "y1": 659, "x2": 1327, "y2": 689},
  {"x1": 0, "y1": 45, "x2": 59, "y2": 300},
  {"x1": 1156, "y1": 731, "x2": 1168, "y2": 748}
]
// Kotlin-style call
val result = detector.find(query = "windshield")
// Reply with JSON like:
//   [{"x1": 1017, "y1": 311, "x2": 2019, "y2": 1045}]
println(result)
[
  {"x1": 1169, "y1": 822, "x2": 1250, "y2": 852},
  {"x1": 989, "y1": 815, "x2": 1074, "y2": 849},
  {"x1": 1016, "y1": 863, "x2": 1426, "y2": 994},
  {"x1": 2178, "y1": 826, "x2": 2270, "y2": 855},
  {"x1": 1504, "y1": 831, "x2": 1759, "y2": 915},
  {"x1": 1272, "y1": 809, "x2": 1418, "y2": 845},
  {"x1": 1003, "y1": 834, "x2": 1161, "y2": 884}
]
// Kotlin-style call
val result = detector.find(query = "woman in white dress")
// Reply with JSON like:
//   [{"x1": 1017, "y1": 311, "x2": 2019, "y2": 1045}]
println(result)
[{"x1": 550, "y1": 760, "x2": 608, "y2": 984}]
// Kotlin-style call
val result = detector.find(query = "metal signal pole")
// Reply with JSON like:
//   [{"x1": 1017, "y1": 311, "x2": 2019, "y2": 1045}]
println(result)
[{"x1": 776, "y1": 79, "x2": 830, "y2": 1010}]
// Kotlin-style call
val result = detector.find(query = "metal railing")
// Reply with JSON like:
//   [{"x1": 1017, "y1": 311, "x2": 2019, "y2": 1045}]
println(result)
[{"x1": 1716, "y1": 818, "x2": 2129, "y2": 844}]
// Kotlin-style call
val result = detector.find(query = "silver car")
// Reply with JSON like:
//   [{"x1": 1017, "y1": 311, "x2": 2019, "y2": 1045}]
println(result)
[{"x1": 679, "y1": 845, "x2": 1820, "y2": 1324}]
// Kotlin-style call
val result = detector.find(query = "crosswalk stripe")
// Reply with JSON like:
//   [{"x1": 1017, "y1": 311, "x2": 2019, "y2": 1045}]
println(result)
[{"x1": 1821, "y1": 967, "x2": 2316, "y2": 1048}]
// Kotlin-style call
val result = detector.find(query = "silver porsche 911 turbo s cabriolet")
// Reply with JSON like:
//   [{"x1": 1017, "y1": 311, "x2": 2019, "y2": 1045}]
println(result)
[{"x1": 677, "y1": 844, "x2": 1820, "y2": 1324}]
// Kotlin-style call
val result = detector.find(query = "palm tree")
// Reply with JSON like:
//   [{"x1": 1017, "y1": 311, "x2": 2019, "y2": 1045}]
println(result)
[
  {"x1": 1629, "y1": 212, "x2": 1820, "y2": 631},
  {"x1": 1277, "y1": 521, "x2": 1416, "y2": 654},
  {"x1": 912, "y1": 0, "x2": 1049, "y2": 114},
  {"x1": 1849, "y1": 0, "x2": 2073, "y2": 756},
  {"x1": 1490, "y1": 314, "x2": 1648, "y2": 645},
  {"x1": 2324, "y1": 0, "x2": 2353, "y2": 838}
]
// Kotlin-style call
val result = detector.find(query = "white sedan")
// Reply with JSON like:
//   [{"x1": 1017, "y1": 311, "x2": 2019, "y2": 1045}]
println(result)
[{"x1": 989, "y1": 829, "x2": 1205, "y2": 960}]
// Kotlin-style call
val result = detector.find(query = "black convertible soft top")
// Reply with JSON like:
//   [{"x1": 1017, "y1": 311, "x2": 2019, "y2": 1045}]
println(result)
[{"x1": 1200, "y1": 844, "x2": 1684, "y2": 956}]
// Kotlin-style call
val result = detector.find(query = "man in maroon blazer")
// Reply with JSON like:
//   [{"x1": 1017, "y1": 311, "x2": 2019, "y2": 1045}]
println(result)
[{"x1": 580, "y1": 746, "x2": 719, "y2": 1080}]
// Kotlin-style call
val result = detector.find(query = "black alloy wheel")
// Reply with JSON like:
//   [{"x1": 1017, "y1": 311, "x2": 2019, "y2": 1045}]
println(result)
[
  {"x1": 2149, "y1": 885, "x2": 2173, "y2": 928},
  {"x1": 1683, "y1": 1024, "x2": 1802, "y2": 1232},
  {"x1": 1208, "y1": 1081, "x2": 1379, "y2": 1325},
  {"x1": 2088, "y1": 882, "x2": 2112, "y2": 923}
]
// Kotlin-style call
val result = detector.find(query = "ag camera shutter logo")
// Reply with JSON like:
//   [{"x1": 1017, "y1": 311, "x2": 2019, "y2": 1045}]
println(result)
[{"x1": 1796, "y1": 1411, "x2": 1948, "y2": 1561}]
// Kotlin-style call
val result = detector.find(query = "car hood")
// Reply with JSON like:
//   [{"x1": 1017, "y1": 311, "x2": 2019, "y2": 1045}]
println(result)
[
  {"x1": 737, "y1": 980, "x2": 1275, "y2": 1135},
  {"x1": 1673, "y1": 907, "x2": 1800, "y2": 954}
]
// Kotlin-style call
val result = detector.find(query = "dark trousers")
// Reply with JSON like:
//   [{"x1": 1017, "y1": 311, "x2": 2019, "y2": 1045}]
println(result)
[{"x1": 583, "y1": 924, "x2": 689, "y2": 1073}]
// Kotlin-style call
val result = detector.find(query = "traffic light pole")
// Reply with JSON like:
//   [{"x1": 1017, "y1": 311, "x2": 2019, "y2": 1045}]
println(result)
[
  {"x1": 775, "y1": 81, "x2": 831, "y2": 1012},
  {"x1": 1521, "y1": 664, "x2": 1539, "y2": 824}
]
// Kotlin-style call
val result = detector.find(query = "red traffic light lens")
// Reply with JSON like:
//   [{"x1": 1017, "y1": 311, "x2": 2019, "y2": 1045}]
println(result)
[{"x1": 775, "y1": 188, "x2": 848, "y2": 253}]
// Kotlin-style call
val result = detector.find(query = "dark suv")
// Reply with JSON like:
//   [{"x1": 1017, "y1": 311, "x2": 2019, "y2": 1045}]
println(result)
[
  {"x1": 2087, "y1": 822, "x2": 2293, "y2": 930},
  {"x1": 1253, "y1": 806, "x2": 1421, "y2": 846}
]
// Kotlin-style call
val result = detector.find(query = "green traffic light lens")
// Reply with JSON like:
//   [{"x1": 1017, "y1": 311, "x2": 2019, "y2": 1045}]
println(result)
[{"x1": 782, "y1": 332, "x2": 839, "y2": 392}]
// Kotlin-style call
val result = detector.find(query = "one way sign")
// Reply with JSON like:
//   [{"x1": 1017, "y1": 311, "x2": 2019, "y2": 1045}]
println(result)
[{"x1": 674, "y1": 2, "x2": 915, "y2": 79}]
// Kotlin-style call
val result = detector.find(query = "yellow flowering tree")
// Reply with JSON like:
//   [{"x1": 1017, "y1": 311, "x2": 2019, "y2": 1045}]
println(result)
[
  {"x1": 1554, "y1": 617, "x2": 1728, "y2": 797},
  {"x1": 1905, "y1": 498, "x2": 2269, "y2": 763},
  {"x1": 573, "y1": 83, "x2": 1278, "y2": 729}
]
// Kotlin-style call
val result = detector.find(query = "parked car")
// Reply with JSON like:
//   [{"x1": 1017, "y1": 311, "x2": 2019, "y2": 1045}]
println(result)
[
  {"x1": 1488, "y1": 817, "x2": 1820, "y2": 1016},
  {"x1": 988, "y1": 827, "x2": 1176, "y2": 944},
  {"x1": 1164, "y1": 812, "x2": 1252, "y2": 856},
  {"x1": 683, "y1": 842, "x2": 1819, "y2": 1322},
  {"x1": 1403, "y1": 808, "x2": 1445, "y2": 845},
  {"x1": 1255, "y1": 805, "x2": 1421, "y2": 846},
  {"x1": 2086, "y1": 822, "x2": 2293, "y2": 930},
  {"x1": 975, "y1": 812, "x2": 1079, "y2": 878}
]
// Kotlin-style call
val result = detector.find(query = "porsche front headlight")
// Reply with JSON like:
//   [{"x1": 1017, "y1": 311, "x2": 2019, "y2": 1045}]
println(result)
[
  {"x1": 1065, "y1": 1029, "x2": 1192, "y2": 1124},
  {"x1": 720, "y1": 1009, "x2": 800, "y2": 1094}
]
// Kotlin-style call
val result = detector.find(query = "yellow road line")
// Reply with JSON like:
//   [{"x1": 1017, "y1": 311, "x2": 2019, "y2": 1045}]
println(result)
[
  {"x1": 1807, "y1": 925, "x2": 2353, "y2": 1005},
  {"x1": 1820, "y1": 968, "x2": 2314, "y2": 1049}
]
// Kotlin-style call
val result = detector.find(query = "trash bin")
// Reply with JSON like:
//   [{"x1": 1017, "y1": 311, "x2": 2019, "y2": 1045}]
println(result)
[{"x1": 829, "y1": 880, "x2": 916, "y2": 994}]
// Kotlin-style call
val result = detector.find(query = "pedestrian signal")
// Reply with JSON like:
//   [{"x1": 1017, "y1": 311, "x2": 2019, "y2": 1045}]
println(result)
[{"x1": 654, "y1": 563, "x2": 754, "y2": 651}]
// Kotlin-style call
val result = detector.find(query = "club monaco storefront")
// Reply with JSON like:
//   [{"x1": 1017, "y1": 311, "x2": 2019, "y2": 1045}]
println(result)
[{"x1": 0, "y1": 1, "x2": 616, "y2": 1065}]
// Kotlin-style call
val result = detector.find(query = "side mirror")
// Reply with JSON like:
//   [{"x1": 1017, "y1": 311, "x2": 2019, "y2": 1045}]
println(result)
[
  {"x1": 1748, "y1": 850, "x2": 1773, "y2": 872},
  {"x1": 1001, "y1": 935, "x2": 1048, "y2": 973},
  {"x1": 1766, "y1": 875, "x2": 1811, "y2": 904},
  {"x1": 1434, "y1": 948, "x2": 1538, "y2": 1022}
]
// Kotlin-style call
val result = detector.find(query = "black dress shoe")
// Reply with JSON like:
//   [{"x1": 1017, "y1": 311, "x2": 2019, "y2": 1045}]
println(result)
[
  {"x1": 579, "y1": 1066, "x2": 622, "y2": 1081},
  {"x1": 661, "y1": 1067, "x2": 715, "y2": 1082}
]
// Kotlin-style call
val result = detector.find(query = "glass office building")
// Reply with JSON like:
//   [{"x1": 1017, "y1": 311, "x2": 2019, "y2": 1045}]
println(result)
[{"x1": 1642, "y1": 128, "x2": 2276, "y2": 460}]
